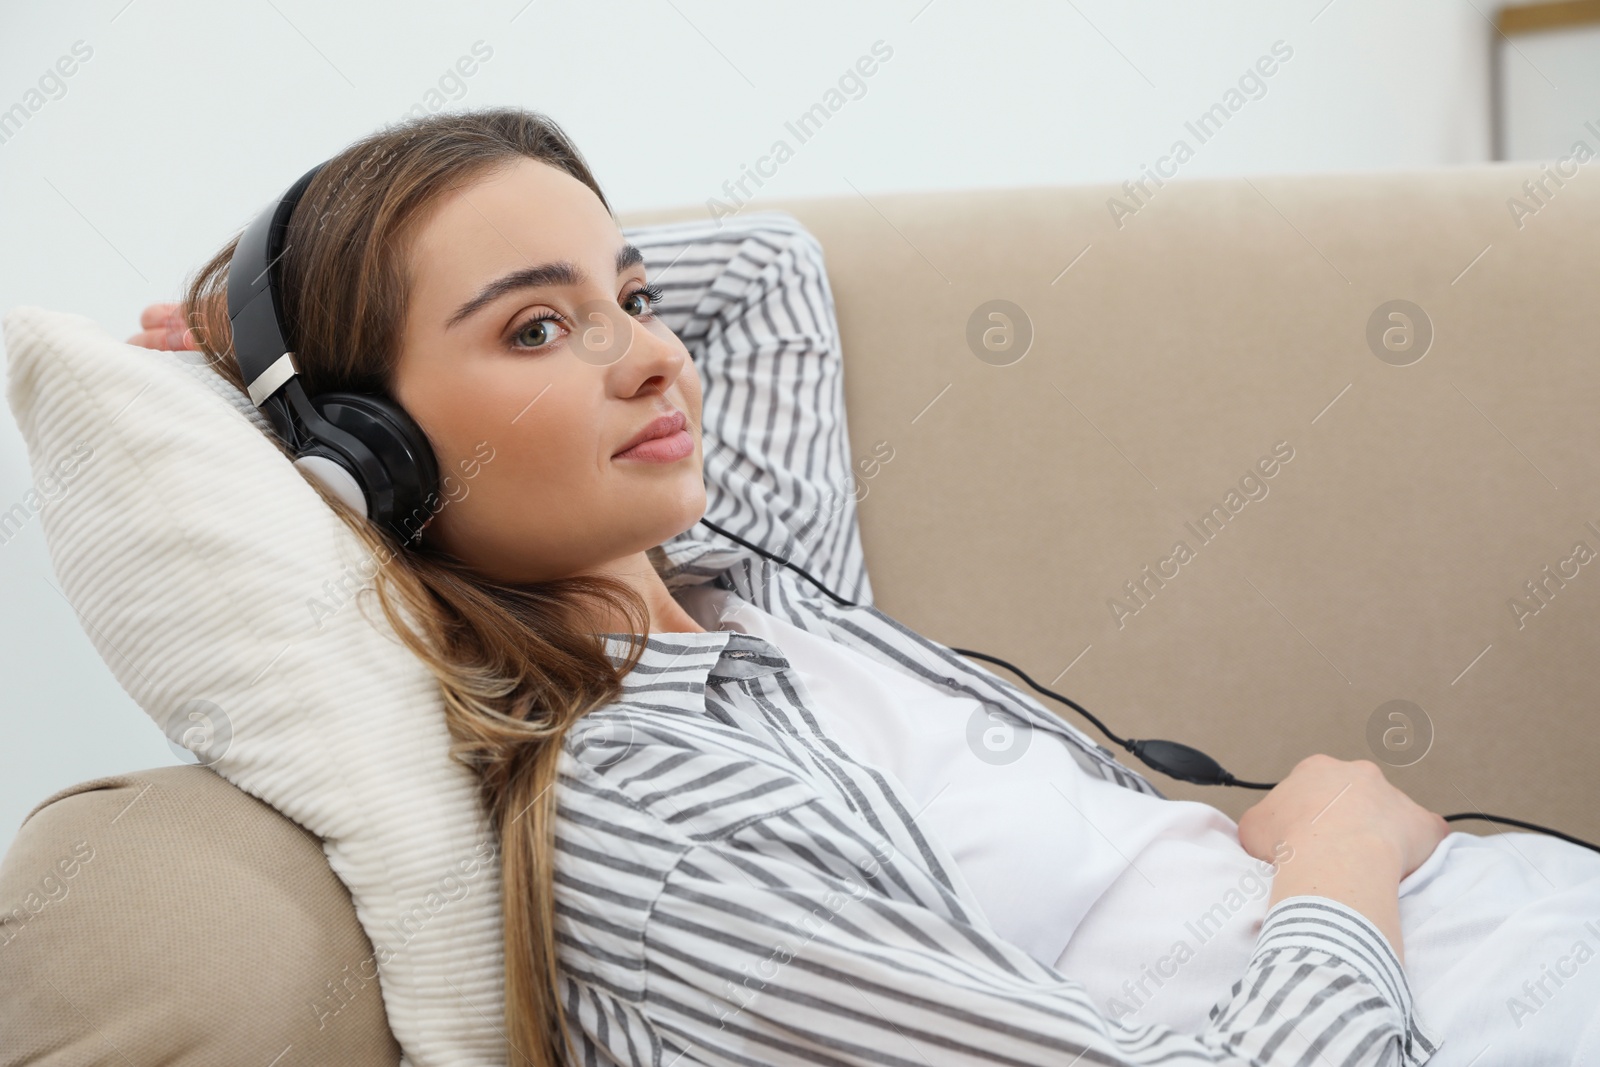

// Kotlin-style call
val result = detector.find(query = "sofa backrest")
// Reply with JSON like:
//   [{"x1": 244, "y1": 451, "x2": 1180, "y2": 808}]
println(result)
[{"x1": 628, "y1": 166, "x2": 1600, "y2": 839}]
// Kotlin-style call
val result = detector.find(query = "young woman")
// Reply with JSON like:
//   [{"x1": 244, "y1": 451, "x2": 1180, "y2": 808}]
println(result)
[{"x1": 133, "y1": 108, "x2": 1600, "y2": 1067}]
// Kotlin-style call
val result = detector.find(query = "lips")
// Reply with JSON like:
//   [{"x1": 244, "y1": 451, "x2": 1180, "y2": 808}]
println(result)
[{"x1": 613, "y1": 408, "x2": 689, "y2": 459}]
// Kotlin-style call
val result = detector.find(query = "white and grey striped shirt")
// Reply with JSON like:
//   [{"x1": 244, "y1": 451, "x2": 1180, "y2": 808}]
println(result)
[{"x1": 550, "y1": 211, "x2": 1442, "y2": 1066}]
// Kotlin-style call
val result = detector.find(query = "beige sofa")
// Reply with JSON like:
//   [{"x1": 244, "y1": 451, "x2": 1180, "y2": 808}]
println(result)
[{"x1": 6, "y1": 166, "x2": 1599, "y2": 1064}]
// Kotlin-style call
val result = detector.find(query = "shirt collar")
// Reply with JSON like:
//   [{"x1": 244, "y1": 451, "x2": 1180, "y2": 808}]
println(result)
[
  {"x1": 583, "y1": 530, "x2": 787, "y2": 710},
  {"x1": 648, "y1": 529, "x2": 761, "y2": 591},
  {"x1": 598, "y1": 628, "x2": 790, "y2": 708}
]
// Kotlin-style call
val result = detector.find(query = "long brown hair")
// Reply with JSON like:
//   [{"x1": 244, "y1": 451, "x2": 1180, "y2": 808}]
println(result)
[{"x1": 182, "y1": 108, "x2": 651, "y2": 1067}]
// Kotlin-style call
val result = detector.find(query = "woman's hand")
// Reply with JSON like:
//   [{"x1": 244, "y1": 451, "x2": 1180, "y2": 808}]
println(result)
[
  {"x1": 126, "y1": 301, "x2": 199, "y2": 351},
  {"x1": 1238, "y1": 753, "x2": 1450, "y2": 964},
  {"x1": 1239, "y1": 753, "x2": 1449, "y2": 876}
]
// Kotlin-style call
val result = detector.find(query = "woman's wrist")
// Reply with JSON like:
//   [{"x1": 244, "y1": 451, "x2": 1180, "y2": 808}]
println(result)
[
  {"x1": 1268, "y1": 830, "x2": 1407, "y2": 962},
  {"x1": 1280, "y1": 827, "x2": 1405, "y2": 873}
]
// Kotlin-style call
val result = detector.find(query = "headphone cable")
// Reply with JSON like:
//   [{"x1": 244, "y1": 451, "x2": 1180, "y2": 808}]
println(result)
[{"x1": 698, "y1": 517, "x2": 1600, "y2": 855}]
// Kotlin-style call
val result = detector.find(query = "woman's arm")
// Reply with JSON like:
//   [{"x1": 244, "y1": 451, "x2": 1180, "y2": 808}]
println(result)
[
  {"x1": 625, "y1": 213, "x2": 874, "y2": 606},
  {"x1": 634, "y1": 796, "x2": 1442, "y2": 1067}
]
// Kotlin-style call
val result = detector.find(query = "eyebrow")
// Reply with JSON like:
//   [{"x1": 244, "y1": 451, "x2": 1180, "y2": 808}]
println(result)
[{"x1": 445, "y1": 243, "x2": 646, "y2": 330}]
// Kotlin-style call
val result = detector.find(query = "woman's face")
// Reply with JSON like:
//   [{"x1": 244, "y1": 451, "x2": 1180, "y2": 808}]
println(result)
[{"x1": 391, "y1": 156, "x2": 706, "y2": 584}]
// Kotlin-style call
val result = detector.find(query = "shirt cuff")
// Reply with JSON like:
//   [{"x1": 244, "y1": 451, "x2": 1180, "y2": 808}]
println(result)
[{"x1": 1257, "y1": 895, "x2": 1444, "y2": 1065}]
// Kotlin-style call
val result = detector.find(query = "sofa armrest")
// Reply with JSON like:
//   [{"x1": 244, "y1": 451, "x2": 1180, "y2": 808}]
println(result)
[{"x1": 0, "y1": 764, "x2": 401, "y2": 1067}]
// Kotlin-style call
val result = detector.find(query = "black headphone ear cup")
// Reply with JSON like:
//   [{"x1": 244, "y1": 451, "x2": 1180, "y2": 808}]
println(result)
[{"x1": 308, "y1": 391, "x2": 441, "y2": 542}]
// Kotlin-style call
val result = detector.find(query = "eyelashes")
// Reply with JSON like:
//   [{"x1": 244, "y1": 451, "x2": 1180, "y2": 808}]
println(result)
[
  {"x1": 632, "y1": 282, "x2": 665, "y2": 310},
  {"x1": 508, "y1": 282, "x2": 665, "y2": 353}
]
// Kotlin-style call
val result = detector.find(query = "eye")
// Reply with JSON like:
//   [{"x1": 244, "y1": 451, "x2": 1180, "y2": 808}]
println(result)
[
  {"x1": 621, "y1": 282, "x2": 664, "y2": 319},
  {"x1": 510, "y1": 313, "x2": 566, "y2": 352}
]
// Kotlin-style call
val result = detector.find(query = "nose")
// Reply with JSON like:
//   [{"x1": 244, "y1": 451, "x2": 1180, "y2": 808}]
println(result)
[{"x1": 607, "y1": 312, "x2": 688, "y2": 394}]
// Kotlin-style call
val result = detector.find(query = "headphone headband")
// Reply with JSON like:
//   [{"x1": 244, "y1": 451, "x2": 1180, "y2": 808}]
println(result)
[
  {"x1": 224, "y1": 160, "x2": 440, "y2": 544},
  {"x1": 227, "y1": 163, "x2": 324, "y2": 432}
]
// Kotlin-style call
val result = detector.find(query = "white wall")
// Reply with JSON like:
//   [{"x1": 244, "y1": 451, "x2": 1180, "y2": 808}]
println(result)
[{"x1": 0, "y1": 0, "x2": 1551, "y2": 849}]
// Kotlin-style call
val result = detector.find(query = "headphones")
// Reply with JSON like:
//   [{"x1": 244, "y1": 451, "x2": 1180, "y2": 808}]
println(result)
[
  {"x1": 227, "y1": 161, "x2": 441, "y2": 545},
  {"x1": 230, "y1": 161, "x2": 1599, "y2": 856}
]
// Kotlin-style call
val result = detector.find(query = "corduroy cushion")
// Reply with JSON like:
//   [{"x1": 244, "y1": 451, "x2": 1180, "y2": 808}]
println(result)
[{"x1": 2, "y1": 307, "x2": 503, "y2": 1067}]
